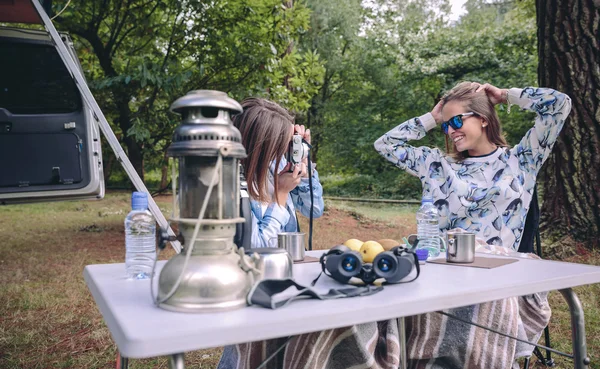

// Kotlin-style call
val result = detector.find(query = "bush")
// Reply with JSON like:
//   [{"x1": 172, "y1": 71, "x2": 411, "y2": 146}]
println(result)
[
  {"x1": 321, "y1": 172, "x2": 421, "y2": 200},
  {"x1": 105, "y1": 167, "x2": 165, "y2": 191}
]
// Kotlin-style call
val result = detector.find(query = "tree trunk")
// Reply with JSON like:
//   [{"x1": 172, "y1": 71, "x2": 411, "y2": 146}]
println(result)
[
  {"x1": 73, "y1": 30, "x2": 145, "y2": 182},
  {"x1": 536, "y1": 0, "x2": 600, "y2": 248},
  {"x1": 116, "y1": 95, "x2": 144, "y2": 182},
  {"x1": 103, "y1": 146, "x2": 115, "y2": 182},
  {"x1": 308, "y1": 97, "x2": 323, "y2": 164},
  {"x1": 306, "y1": 67, "x2": 333, "y2": 165},
  {"x1": 160, "y1": 149, "x2": 170, "y2": 191}
]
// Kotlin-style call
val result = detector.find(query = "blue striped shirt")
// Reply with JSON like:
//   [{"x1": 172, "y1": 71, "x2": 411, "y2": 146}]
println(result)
[{"x1": 250, "y1": 157, "x2": 324, "y2": 248}]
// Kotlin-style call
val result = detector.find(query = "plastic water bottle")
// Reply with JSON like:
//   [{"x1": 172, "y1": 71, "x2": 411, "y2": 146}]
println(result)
[
  {"x1": 416, "y1": 196, "x2": 440, "y2": 258},
  {"x1": 125, "y1": 192, "x2": 156, "y2": 279}
]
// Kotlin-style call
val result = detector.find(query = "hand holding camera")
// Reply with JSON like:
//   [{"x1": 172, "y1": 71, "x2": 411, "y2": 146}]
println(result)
[
  {"x1": 275, "y1": 162, "x2": 305, "y2": 206},
  {"x1": 287, "y1": 124, "x2": 311, "y2": 176},
  {"x1": 295, "y1": 124, "x2": 310, "y2": 142}
]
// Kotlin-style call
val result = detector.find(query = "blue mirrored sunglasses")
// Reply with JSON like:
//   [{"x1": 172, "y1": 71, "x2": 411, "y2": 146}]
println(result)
[{"x1": 441, "y1": 112, "x2": 477, "y2": 134}]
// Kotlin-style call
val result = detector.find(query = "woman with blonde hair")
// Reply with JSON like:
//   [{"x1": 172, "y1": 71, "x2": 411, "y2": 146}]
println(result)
[
  {"x1": 373, "y1": 82, "x2": 571, "y2": 367},
  {"x1": 375, "y1": 82, "x2": 571, "y2": 250}
]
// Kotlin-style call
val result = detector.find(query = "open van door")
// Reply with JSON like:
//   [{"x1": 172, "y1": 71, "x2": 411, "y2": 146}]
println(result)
[
  {"x1": 0, "y1": 0, "x2": 180, "y2": 252},
  {"x1": 0, "y1": 26, "x2": 104, "y2": 204}
]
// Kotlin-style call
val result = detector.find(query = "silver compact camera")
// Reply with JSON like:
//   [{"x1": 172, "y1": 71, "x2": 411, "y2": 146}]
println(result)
[{"x1": 287, "y1": 134, "x2": 310, "y2": 166}]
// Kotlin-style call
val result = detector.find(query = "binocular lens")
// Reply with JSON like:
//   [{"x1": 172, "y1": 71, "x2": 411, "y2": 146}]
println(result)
[
  {"x1": 342, "y1": 255, "x2": 359, "y2": 272},
  {"x1": 377, "y1": 257, "x2": 392, "y2": 272},
  {"x1": 373, "y1": 252, "x2": 398, "y2": 277}
]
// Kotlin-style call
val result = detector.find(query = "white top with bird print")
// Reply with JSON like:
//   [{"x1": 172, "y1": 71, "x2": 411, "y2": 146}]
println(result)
[{"x1": 374, "y1": 87, "x2": 572, "y2": 250}]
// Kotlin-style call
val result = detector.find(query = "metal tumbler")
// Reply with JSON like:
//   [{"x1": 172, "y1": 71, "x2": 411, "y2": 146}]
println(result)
[
  {"x1": 446, "y1": 232, "x2": 476, "y2": 263},
  {"x1": 276, "y1": 232, "x2": 306, "y2": 262}
]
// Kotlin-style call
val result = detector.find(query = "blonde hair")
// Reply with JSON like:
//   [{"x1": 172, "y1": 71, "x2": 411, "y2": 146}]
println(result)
[
  {"x1": 233, "y1": 98, "x2": 294, "y2": 202},
  {"x1": 441, "y1": 82, "x2": 508, "y2": 161}
]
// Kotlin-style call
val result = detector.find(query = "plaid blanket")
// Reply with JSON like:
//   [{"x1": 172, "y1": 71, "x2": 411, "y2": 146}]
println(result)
[
  {"x1": 218, "y1": 250, "x2": 550, "y2": 369},
  {"x1": 405, "y1": 293, "x2": 550, "y2": 369},
  {"x1": 218, "y1": 320, "x2": 401, "y2": 369}
]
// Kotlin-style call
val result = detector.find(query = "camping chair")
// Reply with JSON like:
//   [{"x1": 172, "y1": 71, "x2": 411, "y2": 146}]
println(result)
[{"x1": 519, "y1": 186, "x2": 555, "y2": 368}]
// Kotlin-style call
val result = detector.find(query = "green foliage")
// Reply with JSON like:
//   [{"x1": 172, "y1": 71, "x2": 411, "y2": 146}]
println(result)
[
  {"x1": 54, "y1": 0, "x2": 323, "y2": 183},
  {"x1": 268, "y1": 50, "x2": 325, "y2": 111},
  {"x1": 50, "y1": 0, "x2": 537, "y2": 197},
  {"x1": 321, "y1": 172, "x2": 422, "y2": 200}
]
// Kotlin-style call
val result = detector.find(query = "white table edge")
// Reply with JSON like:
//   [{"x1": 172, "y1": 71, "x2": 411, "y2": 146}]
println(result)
[{"x1": 83, "y1": 260, "x2": 600, "y2": 359}]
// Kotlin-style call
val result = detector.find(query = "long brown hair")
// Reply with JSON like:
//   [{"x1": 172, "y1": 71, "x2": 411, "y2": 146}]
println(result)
[
  {"x1": 442, "y1": 82, "x2": 508, "y2": 161},
  {"x1": 233, "y1": 98, "x2": 294, "y2": 202}
]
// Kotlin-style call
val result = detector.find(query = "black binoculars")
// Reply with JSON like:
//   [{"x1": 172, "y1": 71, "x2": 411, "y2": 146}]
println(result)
[{"x1": 319, "y1": 244, "x2": 419, "y2": 285}]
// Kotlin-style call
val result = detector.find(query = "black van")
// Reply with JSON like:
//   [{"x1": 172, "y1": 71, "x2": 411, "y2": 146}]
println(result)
[{"x1": 0, "y1": 26, "x2": 104, "y2": 204}]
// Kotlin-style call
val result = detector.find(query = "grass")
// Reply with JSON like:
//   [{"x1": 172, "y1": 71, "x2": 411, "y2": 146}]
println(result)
[
  {"x1": 0, "y1": 192, "x2": 598, "y2": 368},
  {"x1": 325, "y1": 199, "x2": 420, "y2": 226},
  {"x1": 542, "y1": 254, "x2": 600, "y2": 368},
  {"x1": 0, "y1": 193, "x2": 221, "y2": 368}
]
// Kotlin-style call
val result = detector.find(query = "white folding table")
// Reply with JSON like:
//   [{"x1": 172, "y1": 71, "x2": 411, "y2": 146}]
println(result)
[{"x1": 84, "y1": 250, "x2": 600, "y2": 368}]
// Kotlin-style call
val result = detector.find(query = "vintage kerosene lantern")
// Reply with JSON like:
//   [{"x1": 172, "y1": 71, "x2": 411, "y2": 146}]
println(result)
[{"x1": 157, "y1": 90, "x2": 259, "y2": 312}]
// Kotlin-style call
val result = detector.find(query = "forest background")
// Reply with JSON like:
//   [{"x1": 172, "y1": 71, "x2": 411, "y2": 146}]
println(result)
[
  {"x1": 59, "y1": 0, "x2": 537, "y2": 198},
  {"x1": 45, "y1": 0, "x2": 599, "y2": 249}
]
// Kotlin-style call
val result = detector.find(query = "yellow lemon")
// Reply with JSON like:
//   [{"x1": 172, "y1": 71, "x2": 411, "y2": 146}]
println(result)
[
  {"x1": 359, "y1": 241, "x2": 385, "y2": 263},
  {"x1": 343, "y1": 238, "x2": 364, "y2": 252},
  {"x1": 377, "y1": 238, "x2": 400, "y2": 251}
]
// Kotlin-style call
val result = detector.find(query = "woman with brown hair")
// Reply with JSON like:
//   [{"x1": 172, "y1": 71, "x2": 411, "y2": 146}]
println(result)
[
  {"x1": 375, "y1": 82, "x2": 571, "y2": 250},
  {"x1": 233, "y1": 97, "x2": 324, "y2": 248}
]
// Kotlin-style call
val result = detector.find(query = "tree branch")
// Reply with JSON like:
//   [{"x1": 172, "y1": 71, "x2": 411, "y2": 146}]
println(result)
[
  {"x1": 112, "y1": 0, "x2": 162, "y2": 57},
  {"x1": 106, "y1": 0, "x2": 133, "y2": 57}
]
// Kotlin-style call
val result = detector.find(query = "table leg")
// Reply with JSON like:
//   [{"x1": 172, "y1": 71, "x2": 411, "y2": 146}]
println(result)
[
  {"x1": 398, "y1": 317, "x2": 407, "y2": 369},
  {"x1": 559, "y1": 288, "x2": 591, "y2": 369},
  {"x1": 117, "y1": 352, "x2": 128, "y2": 369},
  {"x1": 168, "y1": 353, "x2": 185, "y2": 369}
]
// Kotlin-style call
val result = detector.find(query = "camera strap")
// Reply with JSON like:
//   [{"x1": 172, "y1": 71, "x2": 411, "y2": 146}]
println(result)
[{"x1": 247, "y1": 278, "x2": 383, "y2": 310}]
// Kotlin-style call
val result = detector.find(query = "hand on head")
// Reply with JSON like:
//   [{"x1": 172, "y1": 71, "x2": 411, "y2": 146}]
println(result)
[
  {"x1": 472, "y1": 82, "x2": 508, "y2": 105},
  {"x1": 432, "y1": 82, "x2": 508, "y2": 124},
  {"x1": 431, "y1": 100, "x2": 444, "y2": 124}
]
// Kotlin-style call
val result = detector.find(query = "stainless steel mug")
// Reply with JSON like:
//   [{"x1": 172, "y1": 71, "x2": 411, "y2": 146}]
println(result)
[
  {"x1": 270, "y1": 232, "x2": 306, "y2": 262},
  {"x1": 446, "y1": 232, "x2": 476, "y2": 263}
]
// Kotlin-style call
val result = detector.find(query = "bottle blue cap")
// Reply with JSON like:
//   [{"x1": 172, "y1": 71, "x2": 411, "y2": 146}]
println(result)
[
  {"x1": 421, "y1": 196, "x2": 433, "y2": 205},
  {"x1": 131, "y1": 191, "x2": 148, "y2": 210},
  {"x1": 415, "y1": 249, "x2": 429, "y2": 261}
]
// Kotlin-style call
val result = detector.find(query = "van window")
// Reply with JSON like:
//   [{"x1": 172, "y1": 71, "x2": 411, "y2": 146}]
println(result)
[{"x1": 0, "y1": 40, "x2": 81, "y2": 114}]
